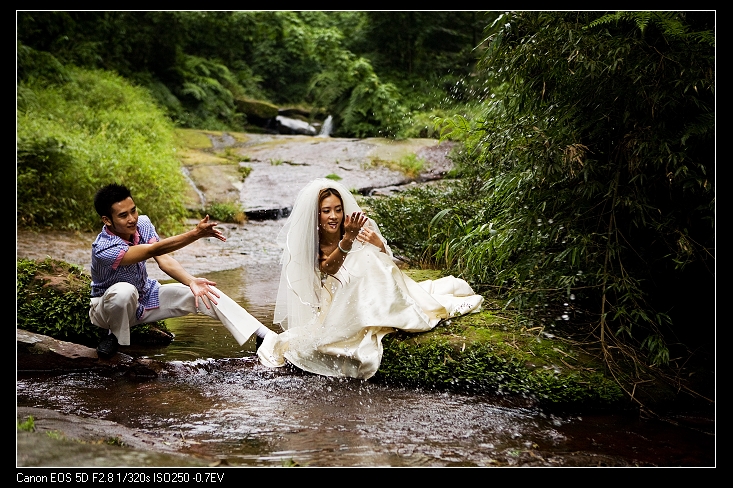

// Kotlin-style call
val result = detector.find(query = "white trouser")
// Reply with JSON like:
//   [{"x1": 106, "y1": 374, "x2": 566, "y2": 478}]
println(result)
[{"x1": 89, "y1": 282, "x2": 262, "y2": 346}]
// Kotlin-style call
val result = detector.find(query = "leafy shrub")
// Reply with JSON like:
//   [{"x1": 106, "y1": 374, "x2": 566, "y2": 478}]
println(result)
[
  {"x1": 17, "y1": 258, "x2": 102, "y2": 345},
  {"x1": 204, "y1": 201, "x2": 246, "y2": 224},
  {"x1": 170, "y1": 54, "x2": 245, "y2": 130},
  {"x1": 310, "y1": 57, "x2": 407, "y2": 138},
  {"x1": 363, "y1": 181, "x2": 474, "y2": 266},
  {"x1": 17, "y1": 66, "x2": 189, "y2": 235},
  {"x1": 430, "y1": 12, "x2": 715, "y2": 370}
]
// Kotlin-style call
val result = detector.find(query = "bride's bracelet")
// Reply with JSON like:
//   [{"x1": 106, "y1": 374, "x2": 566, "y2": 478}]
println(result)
[{"x1": 337, "y1": 240, "x2": 352, "y2": 254}]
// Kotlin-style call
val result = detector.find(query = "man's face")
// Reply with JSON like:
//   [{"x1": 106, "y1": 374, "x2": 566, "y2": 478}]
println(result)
[{"x1": 102, "y1": 197, "x2": 139, "y2": 239}]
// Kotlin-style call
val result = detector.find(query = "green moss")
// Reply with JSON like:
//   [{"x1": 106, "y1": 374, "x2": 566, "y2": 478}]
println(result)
[
  {"x1": 175, "y1": 128, "x2": 213, "y2": 149},
  {"x1": 375, "y1": 306, "x2": 625, "y2": 408},
  {"x1": 402, "y1": 268, "x2": 443, "y2": 283},
  {"x1": 234, "y1": 97, "x2": 279, "y2": 120}
]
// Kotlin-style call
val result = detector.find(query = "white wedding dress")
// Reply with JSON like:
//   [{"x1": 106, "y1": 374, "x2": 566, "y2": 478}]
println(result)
[{"x1": 258, "y1": 241, "x2": 483, "y2": 379}]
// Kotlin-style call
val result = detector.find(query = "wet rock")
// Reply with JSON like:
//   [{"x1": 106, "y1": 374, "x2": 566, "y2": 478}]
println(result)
[
  {"x1": 17, "y1": 329, "x2": 167, "y2": 377},
  {"x1": 178, "y1": 131, "x2": 457, "y2": 219},
  {"x1": 205, "y1": 131, "x2": 237, "y2": 151},
  {"x1": 234, "y1": 97, "x2": 279, "y2": 126},
  {"x1": 274, "y1": 115, "x2": 317, "y2": 135},
  {"x1": 17, "y1": 407, "x2": 212, "y2": 467}
]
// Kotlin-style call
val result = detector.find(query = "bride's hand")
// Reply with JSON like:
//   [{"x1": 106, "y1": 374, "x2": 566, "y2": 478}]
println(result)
[
  {"x1": 343, "y1": 212, "x2": 367, "y2": 240},
  {"x1": 356, "y1": 226, "x2": 380, "y2": 247}
]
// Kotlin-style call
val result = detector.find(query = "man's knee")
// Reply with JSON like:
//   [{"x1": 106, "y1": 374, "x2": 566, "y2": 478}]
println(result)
[{"x1": 103, "y1": 282, "x2": 138, "y2": 311}]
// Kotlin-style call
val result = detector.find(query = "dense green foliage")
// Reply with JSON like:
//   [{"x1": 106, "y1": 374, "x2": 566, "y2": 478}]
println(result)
[
  {"x1": 17, "y1": 61, "x2": 189, "y2": 234},
  {"x1": 17, "y1": 11, "x2": 494, "y2": 137},
  {"x1": 371, "y1": 12, "x2": 715, "y2": 379}
]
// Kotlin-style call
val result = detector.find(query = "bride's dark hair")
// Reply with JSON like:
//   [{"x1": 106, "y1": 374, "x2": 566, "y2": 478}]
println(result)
[{"x1": 318, "y1": 187, "x2": 345, "y2": 238}]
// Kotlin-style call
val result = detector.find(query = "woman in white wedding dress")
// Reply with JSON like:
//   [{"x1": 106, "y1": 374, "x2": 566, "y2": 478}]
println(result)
[{"x1": 257, "y1": 178, "x2": 483, "y2": 379}]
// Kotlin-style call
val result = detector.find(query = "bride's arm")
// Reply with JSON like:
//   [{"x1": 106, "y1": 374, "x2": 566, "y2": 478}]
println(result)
[{"x1": 319, "y1": 212, "x2": 366, "y2": 275}]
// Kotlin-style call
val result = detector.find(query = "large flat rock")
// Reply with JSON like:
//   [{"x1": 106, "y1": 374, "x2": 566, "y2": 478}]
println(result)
[{"x1": 230, "y1": 134, "x2": 455, "y2": 217}]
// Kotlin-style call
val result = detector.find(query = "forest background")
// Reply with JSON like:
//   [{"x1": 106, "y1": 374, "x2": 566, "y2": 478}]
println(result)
[{"x1": 16, "y1": 11, "x2": 715, "y2": 398}]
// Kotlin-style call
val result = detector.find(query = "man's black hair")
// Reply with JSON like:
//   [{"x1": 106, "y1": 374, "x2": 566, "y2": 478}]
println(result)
[{"x1": 94, "y1": 183, "x2": 132, "y2": 218}]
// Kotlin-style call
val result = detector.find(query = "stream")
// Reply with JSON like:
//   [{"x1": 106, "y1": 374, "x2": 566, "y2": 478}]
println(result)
[{"x1": 16, "y1": 265, "x2": 715, "y2": 467}]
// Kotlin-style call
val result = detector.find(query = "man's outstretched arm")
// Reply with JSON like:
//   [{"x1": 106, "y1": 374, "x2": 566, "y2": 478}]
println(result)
[{"x1": 119, "y1": 215, "x2": 225, "y2": 266}]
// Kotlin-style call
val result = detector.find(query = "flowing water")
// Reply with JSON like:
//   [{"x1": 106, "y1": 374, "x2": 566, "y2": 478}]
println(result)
[{"x1": 16, "y1": 264, "x2": 715, "y2": 467}]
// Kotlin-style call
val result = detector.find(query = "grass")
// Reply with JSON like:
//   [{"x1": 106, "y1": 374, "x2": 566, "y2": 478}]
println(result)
[
  {"x1": 239, "y1": 165, "x2": 252, "y2": 181},
  {"x1": 367, "y1": 154, "x2": 426, "y2": 179},
  {"x1": 204, "y1": 201, "x2": 246, "y2": 224},
  {"x1": 17, "y1": 416, "x2": 35, "y2": 432}
]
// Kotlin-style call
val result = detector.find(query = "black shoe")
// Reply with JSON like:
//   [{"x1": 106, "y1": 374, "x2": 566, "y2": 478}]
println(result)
[{"x1": 97, "y1": 333, "x2": 119, "y2": 359}]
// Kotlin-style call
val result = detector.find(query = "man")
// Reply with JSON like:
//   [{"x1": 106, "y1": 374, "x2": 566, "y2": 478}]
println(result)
[{"x1": 89, "y1": 183, "x2": 271, "y2": 358}]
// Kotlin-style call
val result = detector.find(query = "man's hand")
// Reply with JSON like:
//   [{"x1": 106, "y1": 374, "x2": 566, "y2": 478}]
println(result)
[
  {"x1": 196, "y1": 215, "x2": 226, "y2": 242},
  {"x1": 189, "y1": 277, "x2": 221, "y2": 309}
]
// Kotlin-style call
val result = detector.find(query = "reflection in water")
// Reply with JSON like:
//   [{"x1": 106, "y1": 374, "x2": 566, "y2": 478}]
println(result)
[
  {"x1": 125, "y1": 264, "x2": 282, "y2": 361},
  {"x1": 16, "y1": 266, "x2": 715, "y2": 467}
]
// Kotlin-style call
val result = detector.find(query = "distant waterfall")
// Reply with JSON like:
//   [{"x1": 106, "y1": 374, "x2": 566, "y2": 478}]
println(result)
[
  {"x1": 318, "y1": 115, "x2": 333, "y2": 137},
  {"x1": 181, "y1": 166, "x2": 206, "y2": 210}
]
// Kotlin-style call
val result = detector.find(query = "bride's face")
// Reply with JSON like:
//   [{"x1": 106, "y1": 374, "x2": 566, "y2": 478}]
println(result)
[{"x1": 319, "y1": 194, "x2": 344, "y2": 237}]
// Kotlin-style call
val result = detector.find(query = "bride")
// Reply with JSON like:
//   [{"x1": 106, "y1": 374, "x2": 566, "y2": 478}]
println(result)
[{"x1": 257, "y1": 178, "x2": 483, "y2": 379}]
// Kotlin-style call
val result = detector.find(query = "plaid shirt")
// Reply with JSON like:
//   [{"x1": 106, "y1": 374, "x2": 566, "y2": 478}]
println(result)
[{"x1": 90, "y1": 215, "x2": 161, "y2": 320}]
